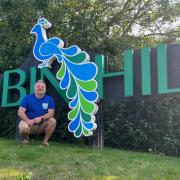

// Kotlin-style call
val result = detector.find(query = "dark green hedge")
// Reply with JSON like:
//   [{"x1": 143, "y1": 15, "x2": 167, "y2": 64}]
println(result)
[
  {"x1": 0, "y1": 108, "x2": 17, "y2": 138},
  {"x1": 103, "y1": 96, "x2": 180, "y2": 156},
  {"x1": 0, "y1": 106, "x2": 80, "y2": 143}
]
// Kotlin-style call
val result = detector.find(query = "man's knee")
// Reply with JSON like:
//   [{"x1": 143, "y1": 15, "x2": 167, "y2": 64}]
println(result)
[
  {"x1": 47, "y1": 118, "x2": 57, "y2": 127},
  {"x1": 19, "y1": 121, "x2": 30, "y2": 134}
]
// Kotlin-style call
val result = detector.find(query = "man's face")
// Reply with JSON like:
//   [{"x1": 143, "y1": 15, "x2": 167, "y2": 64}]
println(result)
[{"x1": 34, "y1": 82, "x2": 46, "y2": 96}]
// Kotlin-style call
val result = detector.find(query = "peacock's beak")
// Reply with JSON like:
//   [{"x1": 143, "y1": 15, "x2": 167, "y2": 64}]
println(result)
[
  {"x1": 38, "y1": 18, "x2": 52, "y2": 29},
  {"x1": 42, "y1": 20, "x2": 52, "y2": 29}
]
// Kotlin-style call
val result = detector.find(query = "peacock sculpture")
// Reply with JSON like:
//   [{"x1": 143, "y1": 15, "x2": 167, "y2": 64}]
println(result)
[{"x1": 31, "y1": 18, "x2": 98, "y2": 138}]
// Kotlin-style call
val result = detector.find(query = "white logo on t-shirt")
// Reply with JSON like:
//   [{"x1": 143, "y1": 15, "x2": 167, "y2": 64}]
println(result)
[{"x1": 42, "y1": 103, "x2": 48, "y2": 109}]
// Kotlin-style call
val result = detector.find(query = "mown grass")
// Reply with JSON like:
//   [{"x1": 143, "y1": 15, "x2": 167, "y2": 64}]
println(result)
[{"x1": 0, "y1": 138, "x2": 179, "y2": 180}]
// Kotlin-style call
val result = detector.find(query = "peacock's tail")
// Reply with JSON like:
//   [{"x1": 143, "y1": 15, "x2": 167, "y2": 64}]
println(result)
[{"x1": 56, "y1": 46, "x2": 98, "y2": 137}]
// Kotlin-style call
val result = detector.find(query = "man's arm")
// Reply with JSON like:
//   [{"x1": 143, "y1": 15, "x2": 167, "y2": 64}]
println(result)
[
  {"x1": 18, "y1": 107, "x2": 34, "y2": 126},
  {"x1": 41, "y1": 109, "x2": 54, "y2": 120},
  {"x1": 33, "y1": 109, "x2": 54, "y2": 124}
]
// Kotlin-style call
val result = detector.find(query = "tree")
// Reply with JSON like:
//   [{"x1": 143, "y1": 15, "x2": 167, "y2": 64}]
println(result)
[{"x1": 0, "y1": 0, "x2": 179, "y2": 72}]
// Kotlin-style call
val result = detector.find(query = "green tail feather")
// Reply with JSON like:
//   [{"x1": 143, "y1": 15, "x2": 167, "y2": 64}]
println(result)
[
  {"x1": 77, "y1": 79, "x2": 97, "y2": 91},
  {"x1": 65, "y1": 52, "x2": 87, "y2": 64},
  {"x1": 56, "y1": 61, "x2": 65, "y2": 79},
  {"x1": 67, "y1": 75, "x2": 77, "y2": 98},
  {"x1": 68, "y1": 104, "x2": 79, "y2": 120},
  {"x1": 75, "y1": 123, "x2": 82, "y2": 137},
  {"x1": 81, "y1": 110, "x2": 91, "y2": 122},
  {"x1": 79, "y1": 92, "x2": 96, "y2": 114},
  {"x1": 83, "y1": 127, "x2": 90, "y2": 136}
]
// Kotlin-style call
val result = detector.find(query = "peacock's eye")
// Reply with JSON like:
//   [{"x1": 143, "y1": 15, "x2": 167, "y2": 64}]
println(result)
[{"x1": 39, "y1": 18, "x2": 45, "y2": 25}]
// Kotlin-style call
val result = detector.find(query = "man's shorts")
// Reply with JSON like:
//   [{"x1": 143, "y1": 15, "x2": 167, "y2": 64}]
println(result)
[{"x1": 19, "y1": 120, "x2": 48, "y2": 134}]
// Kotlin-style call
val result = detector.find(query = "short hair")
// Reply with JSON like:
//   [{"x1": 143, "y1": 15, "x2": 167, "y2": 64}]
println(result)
[{"x1": 35, "y1": 80, "x2": 46, "y2": 85}]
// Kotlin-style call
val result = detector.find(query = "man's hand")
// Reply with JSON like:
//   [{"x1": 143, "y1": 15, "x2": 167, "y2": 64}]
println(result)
[
  {"x1": 33, "y1": 117, "x2": 42, "y2": 125},
  {"x1": 27, "y1": 119, "x2": 35, "y2": 127}
]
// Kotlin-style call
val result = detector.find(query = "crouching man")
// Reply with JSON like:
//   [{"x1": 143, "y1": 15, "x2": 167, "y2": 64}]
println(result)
[{"x1": 18, "y1": 80, "x2": 56, "y2": 146}]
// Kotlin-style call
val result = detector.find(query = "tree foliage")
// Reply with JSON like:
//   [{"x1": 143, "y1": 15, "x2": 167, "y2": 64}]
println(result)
[{"x1": 0, "y1": 0, "x2": 179, "y2": 72}]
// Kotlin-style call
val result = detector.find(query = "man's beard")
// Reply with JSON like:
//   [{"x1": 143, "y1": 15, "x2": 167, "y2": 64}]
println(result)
[{"x1": 38, "y1": 90, "x2": 45, "y2": 95}]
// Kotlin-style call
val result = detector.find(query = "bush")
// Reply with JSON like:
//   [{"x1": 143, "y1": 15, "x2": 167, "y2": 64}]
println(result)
[
  {"x1": 0, "y1": 108, "x2": 17, "y2": 138},
  {"x1": 103, "y1": 96, "x2": 180, "y2": 156},
  {"x1": 0, "y1": 106, "x2": 79, "y2": 144}
]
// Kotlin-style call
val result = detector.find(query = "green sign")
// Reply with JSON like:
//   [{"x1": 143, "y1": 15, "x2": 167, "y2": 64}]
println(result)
[{"x1": 0, "y1": 44, "x2": 180, "y2": 107}]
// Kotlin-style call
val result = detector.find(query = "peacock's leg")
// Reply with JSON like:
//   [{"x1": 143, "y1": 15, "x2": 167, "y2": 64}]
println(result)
[
  {"x1": 47, "y1": 59, "x2": 54, "y2": 68},
  {"x1": 38, "y1": 61, "x2": 49, "y2": 68}
]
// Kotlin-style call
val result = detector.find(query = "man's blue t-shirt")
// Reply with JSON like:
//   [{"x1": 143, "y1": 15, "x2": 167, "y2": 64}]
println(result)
[{"x1": 20, "y1": 93, "x2": 55, "y2": 120}]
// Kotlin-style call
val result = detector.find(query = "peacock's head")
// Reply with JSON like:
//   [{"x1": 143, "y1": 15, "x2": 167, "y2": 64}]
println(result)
[
  {"x1": 30, "y1": 18, "x2": 52, "y2": 34},
  {"x1": 38, "y1": 18, "x2": 52, "y2": 29}
]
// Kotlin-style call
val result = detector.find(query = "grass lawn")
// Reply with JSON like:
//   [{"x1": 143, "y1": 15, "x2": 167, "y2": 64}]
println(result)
[{"x1": 0, "y1": 138, "x2": 179, "y2": 180}]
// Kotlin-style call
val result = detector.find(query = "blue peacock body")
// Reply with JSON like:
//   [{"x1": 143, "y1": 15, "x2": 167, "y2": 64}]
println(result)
[{"x1": 31, "y1": 18, "x2": 98, "y2": 137}]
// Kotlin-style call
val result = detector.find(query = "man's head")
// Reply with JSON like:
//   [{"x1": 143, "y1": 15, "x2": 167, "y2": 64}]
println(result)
[{"x1": 34, "y1": 80, "x2": 46, "y2": 97}]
